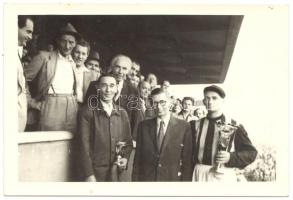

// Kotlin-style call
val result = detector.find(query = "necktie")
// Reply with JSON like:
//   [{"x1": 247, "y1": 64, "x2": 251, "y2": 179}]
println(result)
[
  {"x1": 157, "y1": 120, "x2": 165, "y2": 151},
  {"x1": 140, "y1": 98, "x2": 146, "y2": 113}
]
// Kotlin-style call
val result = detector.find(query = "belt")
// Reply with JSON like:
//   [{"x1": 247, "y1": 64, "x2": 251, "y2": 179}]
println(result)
[{"x1": 46, "y1": 93, "x2": 75, "y2": 97}]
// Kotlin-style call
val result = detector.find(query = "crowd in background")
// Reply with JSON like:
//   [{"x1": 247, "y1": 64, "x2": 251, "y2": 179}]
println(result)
[
  {"x1": 17, "y1": 16, "x2": 257, "y2": 182},
  {"x1": 20, "y1": 22, "x2": 208, "y2": 133}
]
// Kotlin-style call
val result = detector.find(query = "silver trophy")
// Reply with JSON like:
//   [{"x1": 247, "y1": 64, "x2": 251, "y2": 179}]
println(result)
[
  {"x1": 110, "y1": 141, "x2": 128, "y2": 181},
  {"x1": 214, "y1": 122, "x2": 238, "y2": 174}
]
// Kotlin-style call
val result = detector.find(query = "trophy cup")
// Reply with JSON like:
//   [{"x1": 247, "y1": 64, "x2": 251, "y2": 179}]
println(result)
[
  {"x1": 110, "y1": 141, "x2": 128, "y2": 181},
  {"x1": 214, "y1": 121, "x2": 238, "y2": 174}
]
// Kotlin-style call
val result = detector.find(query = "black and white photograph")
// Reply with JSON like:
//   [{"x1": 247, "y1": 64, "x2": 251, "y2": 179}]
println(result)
[{"x1": 1, "y1": 2, "x2": 290, "y2": 197}]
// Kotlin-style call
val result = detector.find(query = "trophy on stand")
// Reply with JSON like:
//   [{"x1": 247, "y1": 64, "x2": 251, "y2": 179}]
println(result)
[
  {"x1": 110, "y1": 141, "x2": 128, "y2": 181},
  {"x1": 214, "y1": 121, "x2": 238, "y2": 174}
]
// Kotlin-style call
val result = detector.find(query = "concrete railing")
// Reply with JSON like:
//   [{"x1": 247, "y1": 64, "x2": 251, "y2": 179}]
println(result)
[{"x1": 18, "y1": 131, "x2": 75, "y2": 182}]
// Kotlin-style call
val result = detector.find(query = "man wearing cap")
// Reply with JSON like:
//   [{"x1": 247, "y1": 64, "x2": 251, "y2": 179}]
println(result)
[
  {"x1": 83, "y1": 50, "x2": 102, "y2": 102},
  {"x1": 132, "y1": 88, "x2": 193, "y2": 181},
  {"x1": 190, "y1": 85, "x2": 257, "y2": 182},
  {"x1": 25, "y1": 22, "x2": 81, "y2": 133},
  {"x1": 17, "y1": 15, "x2": 34, "y2": 131}
]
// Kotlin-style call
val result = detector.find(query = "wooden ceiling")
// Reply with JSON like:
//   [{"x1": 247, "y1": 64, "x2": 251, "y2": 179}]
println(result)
[{"x1": 33, "y1": 15, "x2": 243, "y2": 84}]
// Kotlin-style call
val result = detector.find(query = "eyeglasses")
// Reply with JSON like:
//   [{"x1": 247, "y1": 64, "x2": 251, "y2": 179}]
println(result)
[{"x1": 152, "y1": 100, "x2": 167, "y2": 107}]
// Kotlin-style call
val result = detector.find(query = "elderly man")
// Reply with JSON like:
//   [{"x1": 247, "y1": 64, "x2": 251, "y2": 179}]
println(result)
[
  {"x1": 128, "y1": 60, "x2": 140, "y2": 79},
  {"x1": 18, "y1": 15, "x2": 34, "y2": 131},
  {"x1": 78, "y1": 74, "x2": 132, "y2": 182},
  {"x1": 25, "y1": 23, "x2": 80, "y2": 133},
  {"x1": 86, "y1": 54, "x2": 139, "y2": 136},
  {"x1": 129, "y1": 75, "x2": 140, "y2": 88},
  {"x1": 132, "y1": 88, "x2": 193, "y2": 181},
  {"x1": 190, "y1": 85, "x2": 257, "y2": 182}
]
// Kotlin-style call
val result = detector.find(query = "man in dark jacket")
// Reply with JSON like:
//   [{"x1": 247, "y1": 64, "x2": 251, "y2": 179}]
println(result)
[
  {"x1": 190, "y1": 85, "x2": 257, "y2": 182},
  {"x1": 78, "y1": 74, "x2": 132, "y2": 182},
  {"x1": 132, "y1": 88, "x2": 193, "y2": 181}
]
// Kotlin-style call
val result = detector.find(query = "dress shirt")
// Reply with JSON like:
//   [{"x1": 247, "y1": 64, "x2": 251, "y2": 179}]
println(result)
[
  {"x1": 75, "y1": 64, "x2": 89, "y2": 103},
  {"x1": 156, "y1": 113, "x2": 171, "y2": 136},
  {"x1": 48, "y1": 52, "x2": 75, "y2": 94},
  {"x1": 100, "y1": 100, "x2": 114, "y2": 117}
]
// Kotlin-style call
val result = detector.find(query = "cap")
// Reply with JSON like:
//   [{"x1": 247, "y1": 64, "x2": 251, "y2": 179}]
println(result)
[
  {"x1": 203, "y1": 85, "x2": 226, "y2": 98},
  {"x1": 87, "y1": 51, "x2": 100, "y2": 62}
]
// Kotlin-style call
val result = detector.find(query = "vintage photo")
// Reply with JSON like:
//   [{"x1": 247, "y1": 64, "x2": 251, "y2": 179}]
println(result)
[{"x1": 3, "y1": 3, "x2": 289, "y2": 196}]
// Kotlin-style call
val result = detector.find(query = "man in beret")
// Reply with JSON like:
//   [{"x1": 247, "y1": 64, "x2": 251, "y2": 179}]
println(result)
[
  {"x1": 190, "y1": 85, "x2": 257, "y2": 182},
  {"x1": 25, "y1": 22, "x2": 81, "y2": 133}
]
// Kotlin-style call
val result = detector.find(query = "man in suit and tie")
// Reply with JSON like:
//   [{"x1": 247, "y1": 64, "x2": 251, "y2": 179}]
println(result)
[
  {"x1": 132, "y1": 88, "x2": 193, "y2": 181},
  {"x1": 18, "y1": 15, "x2": 34, "y2": 131},
  {"x1": 25, "y1": 22, "x2": 81, "y2": 133}
]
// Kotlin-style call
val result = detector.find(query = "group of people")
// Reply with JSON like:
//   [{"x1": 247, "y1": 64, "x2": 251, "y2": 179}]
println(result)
[{"x1": 17, "y1": 16, "x2": 257, "y2": 182}]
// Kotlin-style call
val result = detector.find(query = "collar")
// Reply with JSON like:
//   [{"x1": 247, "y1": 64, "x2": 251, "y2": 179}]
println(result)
[
  {"x1": 117, "y1": 80, "x2": 124, "y2": 89},
  {"x1": 99, "y1": 100, "x2": 121, "y2": 116},
  {"x1": 157, "y1": 113, "x2": 171, "y2": 127},
  {"x1": 179, "y1": 110, "x2": 192, "y2": 116},
  {"x1": 207, "y1": 113, "x2": 224, "y2": 122},
  {"x1": 76, "y1": 64, "x2": 89, "y2": 73},
  {"x1": 57, "y1": 51, "x2": 74, "y2": 62},
  {"x1": 18, "y1": 46, "x2": 23, "y2": 58}
]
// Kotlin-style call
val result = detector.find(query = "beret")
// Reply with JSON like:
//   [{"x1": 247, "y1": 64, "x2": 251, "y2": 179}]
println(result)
[{"x1": 203, "y1": 85, "x2": 226, "y2": 98}]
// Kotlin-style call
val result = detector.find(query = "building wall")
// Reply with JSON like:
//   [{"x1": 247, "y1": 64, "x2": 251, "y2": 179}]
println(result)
[{"x1": 18, "y1": 132, "x2": 74, "y2": 182}]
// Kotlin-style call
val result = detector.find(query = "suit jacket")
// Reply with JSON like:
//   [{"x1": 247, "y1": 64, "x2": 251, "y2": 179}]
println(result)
[
  {"x1": 17, "y1": 51, "x2": 27, "y2": 131},
  {"x1": 132, "y1": 97, "x2": 155, "y2": 141},
  {"x1": 132, "y1": 116, "x2": 193, "y2": 181},
  {"x1": 24, "y1": 50, "x2": 77, "y2": 101},
  {"x1": 85, "y1": 80, "x2": 140, "y2": 138},
  {"x1": 82, "y1": 70, "x2": 99, "y2": 103}
]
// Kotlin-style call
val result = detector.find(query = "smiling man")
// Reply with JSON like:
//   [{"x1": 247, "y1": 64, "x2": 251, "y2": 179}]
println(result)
[
  {"x1": 25, "y1": 22, "x2": 81, "y2": 133},
  {"x1": 72, "y1": 39, "x2": 91, "y2": 104},
  {"x1": 78, "y1": 74, "x2": 132, "y2": 182},
  {"x1": 132, "y1": 88, "x2": 193, "y2": 181},
  {"x1": 190, "y1": 85, "x2": 257, "y2": 182},
  {"x1": 17, "y1": 15, "x2": 34, "y2": 131}
]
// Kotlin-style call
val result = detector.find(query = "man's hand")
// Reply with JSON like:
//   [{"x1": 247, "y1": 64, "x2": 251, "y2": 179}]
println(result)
[
  {"x1": 116, "y1": 158, "x2": 128, "y2": 170},
  {"x1": 215, "y1": 151, "x2": 230, "y2": 164},
  {"x1": 85, "y1": 175, "x2": 97, "y2": 182}
]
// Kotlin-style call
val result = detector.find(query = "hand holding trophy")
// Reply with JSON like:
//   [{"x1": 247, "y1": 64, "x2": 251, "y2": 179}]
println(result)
[
  {"x1": 110, "y1": 141, "x2": 129, "y2": 181},
  {"x1": 214, "y1": 121, "x2": 238, "y2": 174}
]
